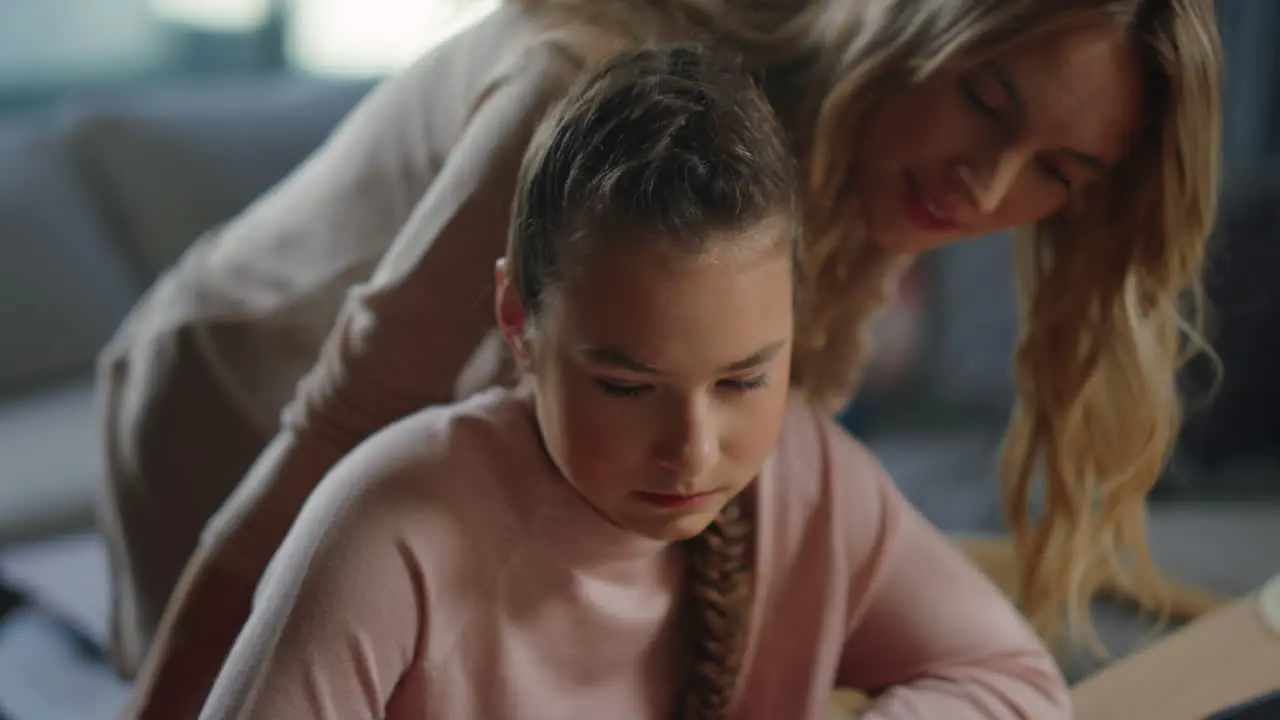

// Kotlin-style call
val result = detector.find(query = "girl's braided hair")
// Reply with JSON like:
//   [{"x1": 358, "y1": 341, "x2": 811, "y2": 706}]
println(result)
[{"x1": 506, "y1": 44, "x2": 796, "y2": 718}]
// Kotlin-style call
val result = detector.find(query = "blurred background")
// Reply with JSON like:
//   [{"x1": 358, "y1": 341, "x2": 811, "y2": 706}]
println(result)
[{"x1": 0, "y1": 0, "x2": 1277, "y2": 717}]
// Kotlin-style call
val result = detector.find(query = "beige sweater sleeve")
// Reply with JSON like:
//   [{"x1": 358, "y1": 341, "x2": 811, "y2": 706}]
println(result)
[
  {"x1": 204, "y1": 42, "x2": 582, "y2": 578},
  {"x1": 293, "y1": 39, "x2": 584, "y2": 438}
]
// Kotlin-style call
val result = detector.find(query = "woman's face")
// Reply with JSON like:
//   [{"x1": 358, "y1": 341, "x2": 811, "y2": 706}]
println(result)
[
  {"x1": 497, "y1": 224, "x2": 794, "y2": 542},
  {"x1": 856, "y1": 24, "x2": 1145, "y2": 254}
]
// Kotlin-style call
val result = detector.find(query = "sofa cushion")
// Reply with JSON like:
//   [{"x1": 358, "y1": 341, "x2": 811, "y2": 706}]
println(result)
[
  {"x1": 920, "y1": 232, "x2": 1019, "y2": 415},
  {"x1": 0, "y1": 118, "x2": 140, "y2": 393},
  {"x1": 64, "y1": 74, "x2": 373, "y2": 280},
  {"x1": 1177, "y1": 167, "x2": 1280, "y2": 469},
  {"x1": 0, "y1": 379, "x2": 99, "y2": 546},
  {"x1": 867, "y1": 429, "x2": 1006, "y2": 533}
]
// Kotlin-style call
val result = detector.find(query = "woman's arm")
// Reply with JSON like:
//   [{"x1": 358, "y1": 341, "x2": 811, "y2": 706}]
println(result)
[
  {"x1": 827, "y1": 420, "x2": 1072, "y2": 719},
  {"x1": 198, "y1": 437, "x2": 428, "y2": 719},
  {"x1": 124, "y1": 42, "x2": 581, "y2": 719},
  {"x1": 124, "y1": 434, "x2": 340, "y2": 719}
]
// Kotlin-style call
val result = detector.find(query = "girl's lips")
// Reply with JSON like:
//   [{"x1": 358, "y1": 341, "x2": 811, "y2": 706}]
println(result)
[{"x1": 634, "y1": 490, "x2": 720, "y2": 510}]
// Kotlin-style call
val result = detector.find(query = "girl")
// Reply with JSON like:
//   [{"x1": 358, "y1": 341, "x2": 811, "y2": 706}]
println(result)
[
  {"x1": 110, "y1": 0, "x2": 1222, "y2": 713},
  {"x1": 198, "y1": 44, "x2": 1070, "y2": 720}
]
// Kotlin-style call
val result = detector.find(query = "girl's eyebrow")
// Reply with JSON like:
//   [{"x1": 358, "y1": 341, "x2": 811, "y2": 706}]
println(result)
[
  {"x1": 718, "y1": 340, "x2": 786, "y2": 373},
  {"x1": 578, "y1": 340, "x2": 787, "y2": 376},
  {"x1": 579, "y1": 346, "x2": 660, "y2": 374}
]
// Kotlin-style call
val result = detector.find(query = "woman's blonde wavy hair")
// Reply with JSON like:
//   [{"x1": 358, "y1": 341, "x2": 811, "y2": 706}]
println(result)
[{"x1": 516, "y1": 0, "x2": 1223, "y2": 685}]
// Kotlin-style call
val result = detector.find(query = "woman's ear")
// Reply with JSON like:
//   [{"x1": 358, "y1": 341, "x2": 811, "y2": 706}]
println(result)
[{"x1": 494, "y1": 259, "x2": 532, "y2": 367}]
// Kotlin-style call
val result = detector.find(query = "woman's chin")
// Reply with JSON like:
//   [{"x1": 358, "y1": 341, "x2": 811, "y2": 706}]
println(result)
[{"x1": 873, "y1": 229, "x2": 930, "y2": 255}]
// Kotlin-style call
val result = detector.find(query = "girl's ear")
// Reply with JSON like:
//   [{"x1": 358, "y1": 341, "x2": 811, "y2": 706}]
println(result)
[{"x1": 494, "y1": 259, "x2": 532, "y2": 367}]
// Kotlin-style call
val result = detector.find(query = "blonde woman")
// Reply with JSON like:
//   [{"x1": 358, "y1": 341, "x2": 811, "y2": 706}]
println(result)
[{"x1": 101, "y1": 0, "x2": 1222, "y2": 716}]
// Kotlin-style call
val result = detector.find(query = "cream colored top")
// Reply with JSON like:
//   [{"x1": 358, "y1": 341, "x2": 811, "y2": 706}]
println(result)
[
  {"x1": 107, "y1": 6, "x2": 585, "y2": 440},
  {"x1": 108, "y1": 6, "x2": 613, "y2": 576}
]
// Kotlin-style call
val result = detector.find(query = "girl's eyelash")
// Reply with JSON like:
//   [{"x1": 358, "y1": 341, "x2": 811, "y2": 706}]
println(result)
[
  {"x1": 719, "y1": 375, "x2": 768, "y2": 392},
  {"x1": 595, "y1": 375, "x2": 769, "y2": 398},
  {"x1": 596, "y1": 379, "x2": 652, "y2": 398}
]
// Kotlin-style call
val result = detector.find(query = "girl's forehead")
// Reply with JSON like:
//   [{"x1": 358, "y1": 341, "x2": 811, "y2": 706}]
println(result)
[{"x1": 544, "y1": 241, "x2": 794, "y2": 372}]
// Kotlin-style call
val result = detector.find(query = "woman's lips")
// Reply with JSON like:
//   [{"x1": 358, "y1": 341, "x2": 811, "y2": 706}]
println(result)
[{"x1": 903, "y1": 172, "x2": 958, "y2": 232}]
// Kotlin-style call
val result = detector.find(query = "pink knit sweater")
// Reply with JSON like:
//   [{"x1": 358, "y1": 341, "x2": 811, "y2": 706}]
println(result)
[{"x1": 199, "y1": 388, "x2": 1070, "y2": 719}]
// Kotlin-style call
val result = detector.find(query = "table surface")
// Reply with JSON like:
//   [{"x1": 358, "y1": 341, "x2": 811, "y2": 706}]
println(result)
[{"x1": 1072, "y1": 574, "x2": 1280, "y2": 720}]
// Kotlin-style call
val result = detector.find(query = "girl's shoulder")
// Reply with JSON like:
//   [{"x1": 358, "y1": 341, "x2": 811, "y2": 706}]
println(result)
[
  {"x1": 270, "y1": 387, "x2": 549, "y2": 606},
  {"x1": 771, "y1": 394, "x2": 887, "y2": 489},
  {"x1": 311, "y1": 386, "x2": 546, "y2": 534},
  {"x1": 761, "y1": 394, "x2": 904, "y2": 547},
  {"x1": 339, "y1": 385, "x2": 540, "y2": 486}
]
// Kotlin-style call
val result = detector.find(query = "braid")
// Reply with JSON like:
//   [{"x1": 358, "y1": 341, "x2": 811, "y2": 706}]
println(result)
[{"x1": 680, "y1": 494, "x2": 755, "y2": 720}]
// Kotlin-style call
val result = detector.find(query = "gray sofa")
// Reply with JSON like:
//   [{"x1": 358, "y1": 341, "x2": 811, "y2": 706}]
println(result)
[
  {"x1": 0, "y1": 75, "x2": 371, "y2": 545},
  {"x1": 0, "y1": 72, "x2": 1275, "y2": 690}
]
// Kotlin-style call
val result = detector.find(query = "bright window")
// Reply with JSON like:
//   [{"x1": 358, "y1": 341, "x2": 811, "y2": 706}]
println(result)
[
  {"x1": 149, "y1": 0, "x2": 273, "y2": 32},
  {"x1": 285, "y1": 0, "x2": 499, "y2": 77},
  {"x1": 0, "y1": 0, "x2": 165, "y2": 88}
]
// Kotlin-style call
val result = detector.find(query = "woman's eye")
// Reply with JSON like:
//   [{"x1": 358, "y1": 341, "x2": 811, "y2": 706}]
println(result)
[
  {"x1": 1038, "y1": 159, "x2": 1072, "y2": 189},
  {"x1": 718, "y1": 374, "x2": 768, "y2": 393},
  {"x1": 596, "y1": 379, "x2": 653, "y2": 398},
  {"x1": 961, "y1": 76, "x2": 1002, "y2": 120}
]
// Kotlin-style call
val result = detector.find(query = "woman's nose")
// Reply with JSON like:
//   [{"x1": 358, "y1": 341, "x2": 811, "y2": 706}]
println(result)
[{"x1": 956, "y1": 148, "x2": 1024, "y2": 216}]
